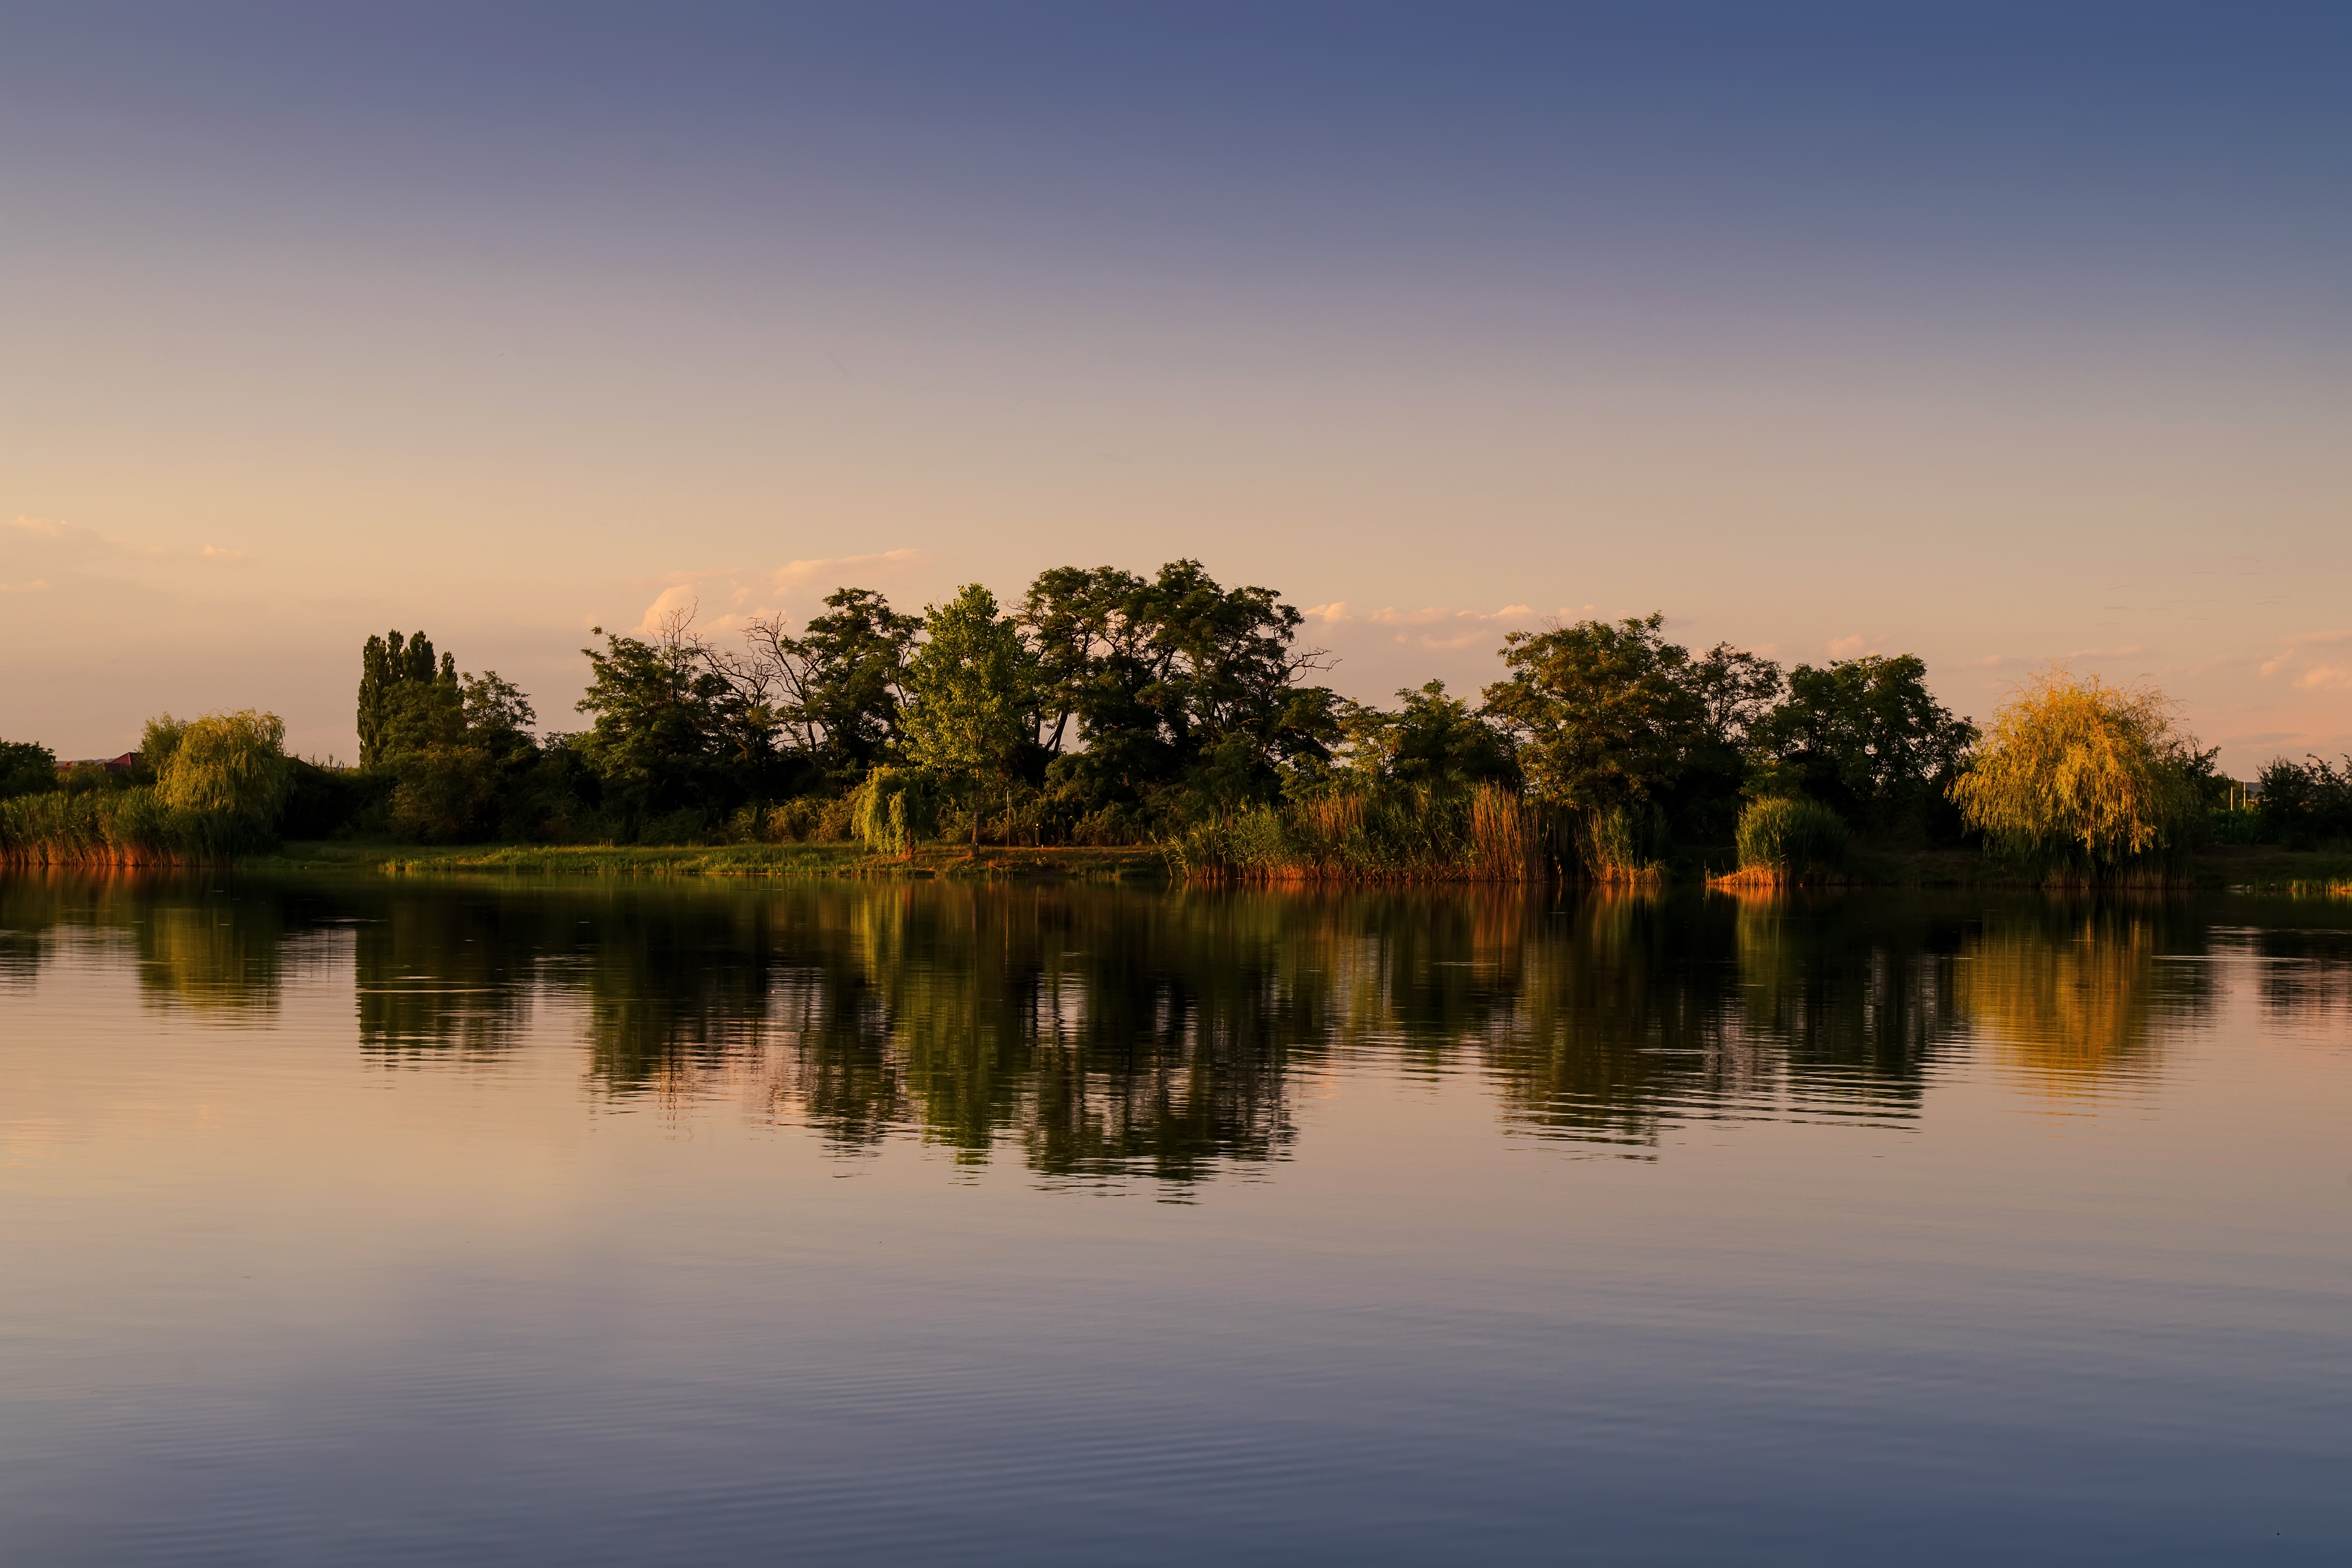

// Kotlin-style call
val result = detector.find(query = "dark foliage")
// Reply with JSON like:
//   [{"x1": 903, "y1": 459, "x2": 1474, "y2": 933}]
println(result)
[
  {"x1": 2257, "y1": 754, "x2": 2352, "y2": 845},
  {"x1": 1020, "y1": 560, "x2": 1340, "y2": 830},
  {"x1": 1756, "y1": 654, "x2": 1977, "y2": 838},
  {"x1": 0, "y1": 739, "x2": 58, "y2": 799}
]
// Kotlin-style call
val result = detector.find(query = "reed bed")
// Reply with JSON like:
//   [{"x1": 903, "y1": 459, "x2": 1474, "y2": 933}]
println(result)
[
  {"x1": 1715, "y1": 796, "x2": 1850, "y2": 888},
  {"x1": 0, "y1": 789, "x2": 263, "y2": 867},
  {"x1": 1575, "y1": 804, "x2": 1669, "y2": 884},
  {"x1": 1170, "y1": 783, "x2": 1546, "y2": 883}
]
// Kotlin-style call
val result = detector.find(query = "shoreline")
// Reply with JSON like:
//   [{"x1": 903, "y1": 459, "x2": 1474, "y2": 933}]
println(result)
[{"x1": 7, "y1": 839, "x2": 2347, "y2": 893}]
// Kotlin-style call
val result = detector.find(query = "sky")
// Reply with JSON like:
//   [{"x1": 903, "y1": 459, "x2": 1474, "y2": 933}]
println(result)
[{"x1": 3, "y1": 1, "x2": 2347, "y2": 771}]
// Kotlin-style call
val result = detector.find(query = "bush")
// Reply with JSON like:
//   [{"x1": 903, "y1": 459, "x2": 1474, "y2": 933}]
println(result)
[
  {"x1": 386, "y1": 744, "x2": 502, "y2": 842},
  {"x1": 1734, "y1": 796, "x2": 1850, "y2": 879},
  {"x1": 2207, "y1": 806, "x2": 2266, "y2": 846},
  {"x1": 281, "y1": 758, "x2": 380, "y2": 839}
]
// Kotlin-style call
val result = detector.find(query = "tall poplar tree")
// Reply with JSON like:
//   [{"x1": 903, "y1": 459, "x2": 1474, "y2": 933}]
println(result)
[{"x1": 357, "y1": 630, "x2": 452, "y2": 768}]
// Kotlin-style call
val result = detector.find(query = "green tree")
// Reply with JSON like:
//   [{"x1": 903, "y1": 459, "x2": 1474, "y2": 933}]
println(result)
[
  {"x1": 1690, "y1": 642, "x2": 1784, "y2": 750},
  {"x1": 901, "y1": 584, "x2": 1037, "y2": 847},
  {"x1": 358, "y1": 630, "x2": 450, "y2": 768},
  {"x1": 1017, "y1": 559, "x2": 1339, "y2": 828},
  {"x1": 2256, "y1": 753, "x2": 2352, "y2": 843},
  {"x1": 575, "y1": 621, "x2": 741, "y2": 831},
  {"x1": 381, "y1": 673, "x2": 539, "y2": 842},
  {"x1": 0, "y1": 739, "x2": 56, "y2": 799},
  {"x1": 1335, "y1": 681, "x2": 1516, "y2": 793},
  {"x1": 1481, "y1": 613, "x2": 1708, "y2": 815},
  {"x1": 750, "y1": 588, "x2": 923, "y2": 782},
  {"x1": 140, "y1": 714, "x2": 187, "y2": 781},
  {"x1": 1758, "y1": 654, "x2": 1974, "y2": 830}
]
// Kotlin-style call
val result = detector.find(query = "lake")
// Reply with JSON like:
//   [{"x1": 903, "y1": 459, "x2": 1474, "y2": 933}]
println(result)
[{"x1": 3, "y1": 872, "x2": 2348, "y2": 1563}]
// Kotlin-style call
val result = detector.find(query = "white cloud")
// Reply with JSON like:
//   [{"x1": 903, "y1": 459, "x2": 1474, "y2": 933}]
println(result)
[
  {"x1": 0, "y1": 579, "x2": 51, "y2": 593},
  {"x1": 2257, "y1": 629, "x2": 2352, "y2": 681},
  {"x1": 1305, "y1": 601, "x2": 1556, "y2": 651},
  {"x1": 633, "y1": 582, "x2": 706, "y2": 635},
  {"x1": 628, "y1": 547, "x2": 935, "y2": 637},
  {"x1": 769, "y1": 547, "x2": 930, "y2": 593},
  {"x1": 8, "y1": 514, "x2": 250, "y2": 567}
]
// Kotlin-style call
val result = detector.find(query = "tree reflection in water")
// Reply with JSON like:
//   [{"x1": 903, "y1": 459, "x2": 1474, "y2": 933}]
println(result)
[
  {"x1": 1951, "y1": 899, "x2": 2220, "y2": 1091},
  {"x1": 6, "y1": 873, "x2": 2349, "y2": 1183}
]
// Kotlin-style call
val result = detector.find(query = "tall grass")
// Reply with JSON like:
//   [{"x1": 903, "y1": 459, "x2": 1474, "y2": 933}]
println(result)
[
  {"x1": 1725, "y1": 796, "x2": 1850, "y2": 885},
  {"x1": 0, "y1": 788, "x2": 267, "y2": 866},
  {"x1": 1947, "y1": 669, "x2": 2201, "y2": 885},
  {"x1": 1574, "y1": 804, "x2": 1669, "y2": 883},
  {"x1": 1171, "y1": 782, "x2": 1544, "y2": 883}
]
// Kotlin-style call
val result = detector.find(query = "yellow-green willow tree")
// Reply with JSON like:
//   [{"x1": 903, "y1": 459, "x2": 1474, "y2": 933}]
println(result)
[{"x1": 1947, "y1": 669, "x2": 2204, "y2": 883}]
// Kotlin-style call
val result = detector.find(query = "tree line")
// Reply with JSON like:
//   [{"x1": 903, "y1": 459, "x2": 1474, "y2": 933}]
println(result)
[
  {"x1": 5, "y1": 555, "x2": 2342, "y2": 877},
  {"x1": 319, "y1": 560, "x2": 1996, "y2": 861}
]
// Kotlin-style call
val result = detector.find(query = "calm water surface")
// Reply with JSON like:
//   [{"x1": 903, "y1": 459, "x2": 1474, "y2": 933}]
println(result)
[{"x1": 3, "y1": 873, "x2": 2349, "y2": 1563}]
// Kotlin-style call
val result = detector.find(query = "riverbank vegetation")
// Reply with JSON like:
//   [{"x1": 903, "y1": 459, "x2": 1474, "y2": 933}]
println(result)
[
  {"x1": 5, "y1": 557, "x2": 2346, "y2": 886},
  {"x1": 1, "y1": 712, "x2": 300, "y2": 866}
]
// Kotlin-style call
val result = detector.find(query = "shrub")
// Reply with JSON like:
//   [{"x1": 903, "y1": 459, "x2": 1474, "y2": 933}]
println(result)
[
  {"x1": 2207, "y1": 806, "x2": 2266, "y2": 846},
  {"x1": 1946, "y1": 670, "x2": 2202, "y2": 883},
  {"x1": 851, "y1": 767, "x2": 939, "y2": 858},
  {"x1": 281, "y1": 758, "x2": 379, "y2": 839},
  {"x1": 386, "y1": 744, "x2": 501, "y2": 842},
  {"x1": 1734, "y1": 796, "x2": 1850, "y2": 880}
]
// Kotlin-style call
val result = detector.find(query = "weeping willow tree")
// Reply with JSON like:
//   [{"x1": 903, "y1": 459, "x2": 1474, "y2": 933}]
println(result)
[
  {"x1": 1946, "y1": 670, "x2": 2203, "y2": 884},
  {"x1": 850, "y1": 766, "x2": 939, "y2": 860},
  {"x1": 156, "y1": 710, "x2": 293, "y2": 827}
]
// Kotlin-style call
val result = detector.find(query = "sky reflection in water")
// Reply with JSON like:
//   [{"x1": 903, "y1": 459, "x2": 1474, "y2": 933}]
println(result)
[{"x1": 2, "y1": 874, "x2": 2349, "y2": 1563}]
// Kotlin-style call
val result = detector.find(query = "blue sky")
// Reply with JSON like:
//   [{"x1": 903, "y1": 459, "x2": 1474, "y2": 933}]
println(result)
[{"x1": 3, "y1": 3, "x2": 2347, "y2": 765}]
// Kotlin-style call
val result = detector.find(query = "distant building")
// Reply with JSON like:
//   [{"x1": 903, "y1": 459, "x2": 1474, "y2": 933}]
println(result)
[{"x1": 57, "y1": 753, "x2": 140, "y2": 774}]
